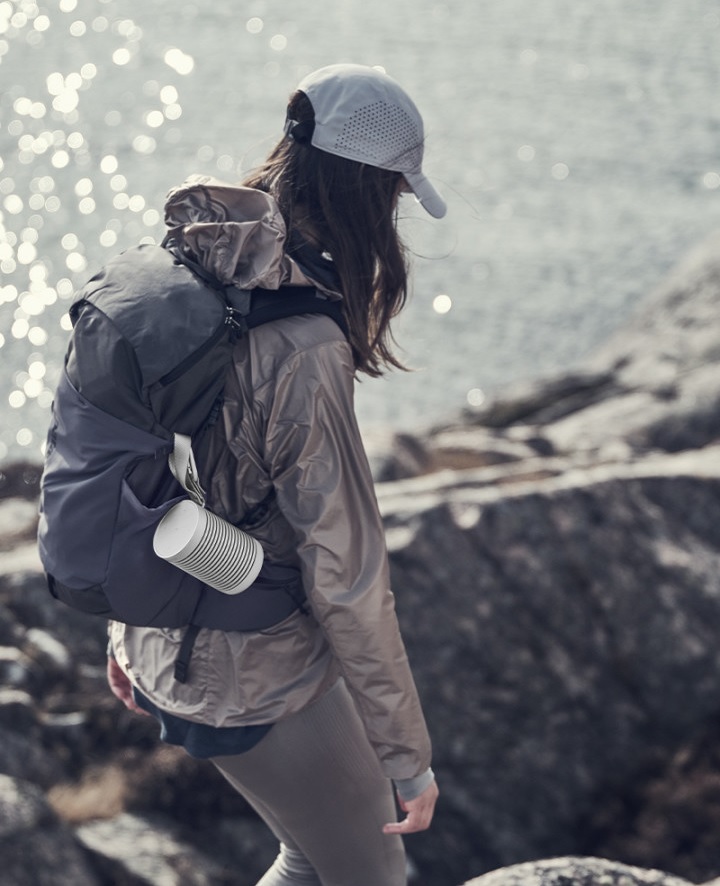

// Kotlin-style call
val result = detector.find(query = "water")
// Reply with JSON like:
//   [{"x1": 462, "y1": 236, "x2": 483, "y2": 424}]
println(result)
[{"x1": 1, "y1": 0, "x2": 719, "y2": 463}]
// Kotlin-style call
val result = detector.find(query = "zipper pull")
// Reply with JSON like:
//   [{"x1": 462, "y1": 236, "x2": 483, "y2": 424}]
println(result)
[{"x1": 225, "y1": 305, "x2": 247, "y2": 337}]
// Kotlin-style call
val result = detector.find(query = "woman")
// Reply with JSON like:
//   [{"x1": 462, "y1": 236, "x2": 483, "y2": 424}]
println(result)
[{"x1": 108, "y1": 63, "x2": 445, "y2": 886}]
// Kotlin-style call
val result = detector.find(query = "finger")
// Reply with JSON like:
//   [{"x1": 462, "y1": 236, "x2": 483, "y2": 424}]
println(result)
[
  {"x1": 128, "y1": 701, "x2": 152, "y2": 716},
  {"x1": 120, "y1": 694, "x2": 151, "y2": 716},
  {"x1": 382, "y1": 809, "x2": 430, "y2": 835},
  {"x1": 383, "y1": 818, "x2": 420, "y2": 835},
  {"x1": 119, "y1": 688, "x2": 150, "y2": 716}
]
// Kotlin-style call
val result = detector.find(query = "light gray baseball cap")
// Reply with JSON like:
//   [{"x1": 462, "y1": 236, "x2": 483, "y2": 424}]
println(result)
[{"x1": 292, "y1": 63, "x2": 447, "y2": 219}]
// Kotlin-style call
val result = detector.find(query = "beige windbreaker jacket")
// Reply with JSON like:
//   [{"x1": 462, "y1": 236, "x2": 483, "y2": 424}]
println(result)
[{"x1": 110, "y1": 177, "x2": 432, "y2": 785}]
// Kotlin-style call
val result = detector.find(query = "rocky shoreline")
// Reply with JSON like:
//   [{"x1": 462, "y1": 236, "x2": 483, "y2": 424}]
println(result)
[{"x1": 2, "y1": 232, "x2": 720, "y2": 884}]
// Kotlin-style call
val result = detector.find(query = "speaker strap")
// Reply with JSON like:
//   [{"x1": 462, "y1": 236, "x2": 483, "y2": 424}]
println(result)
[{"x1": 168, "y1": 433, "x2": 206, "y2": 507}]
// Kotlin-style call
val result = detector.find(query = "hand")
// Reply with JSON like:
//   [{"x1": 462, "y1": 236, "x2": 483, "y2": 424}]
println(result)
[
  {"x1": 383, "y1": 779, "x2": 439, "y2": 835},
  {"x1": 106, "y1": 656, "x2": 150, "y2": 716}
]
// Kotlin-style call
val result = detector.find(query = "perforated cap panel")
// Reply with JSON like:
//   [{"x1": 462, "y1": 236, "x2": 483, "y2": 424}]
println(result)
[{"x1": 334, "y1": 101, "x2": 423, "y2": 171}]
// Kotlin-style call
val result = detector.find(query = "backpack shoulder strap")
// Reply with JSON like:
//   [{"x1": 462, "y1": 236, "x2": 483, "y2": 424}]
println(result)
[{"x1": 247, "y1": 287, "x2": 348, "y2": 339}]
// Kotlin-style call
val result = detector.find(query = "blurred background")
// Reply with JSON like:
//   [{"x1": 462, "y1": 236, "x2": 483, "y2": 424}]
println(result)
[{"x1": 1, "y1": 0, "x2": 719, "y2": 464}]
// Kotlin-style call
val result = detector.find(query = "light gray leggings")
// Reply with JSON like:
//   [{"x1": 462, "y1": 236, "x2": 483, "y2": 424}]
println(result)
[{"x1": 211, "y1": 678, "x2": 407, "y2": 886}]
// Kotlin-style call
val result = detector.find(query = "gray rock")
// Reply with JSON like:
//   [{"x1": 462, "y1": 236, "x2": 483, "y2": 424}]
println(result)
[
  {"x1": 409, "y1": 231, "x2": 720, "y2": 474},
  {"x1": 0, "y1": 646, "x2": 38, "y2": 691},
  {"x1": 23, "y1": 627, "x2": 74, "y2": 678},
  {"x1": 0, "y1": 773, "x2": 100, "y2": 885},
  {"x1": 0, "y1": 688, "x2": 36, "y2": 731},
  {"x1": 0, "y1": 540, "x2": 43, "y2": 577},
  {"x1": 462, "y1": 370, "x2": 619, "y2": 429},
  {"x1": 381, "y1": 445, "x2": 720, "y2": 883},
  {"x1": 531, "y1": 233, "x2": 720, "y2": 457},
  {"x1": 0, "y1": 600, "x2": 23, "y2": 645},
  {"x1": 0, "y1": 462, "x2": 42, "y2": 501},
  {"x1": 366, "y1": 232, "x2": 720, "y2": 882},
  {"x1": 0, "y1": 772, "x2": 47, "y2": 838},
  {"x1": 0, "y1": 723, "x2": 66, "y2": 787},
  {"x1": 0, "y1": 568, "x2": 107, "y2": 665},
  {"x1": 0, "y1": 498, "x2": 39, "y2": 549},
  {"x1": 76, "y1": 812, "x2": 228, "y2": 886},
  {"x1": 462, "y1": 856, "x2": 693, "y2": 886}
]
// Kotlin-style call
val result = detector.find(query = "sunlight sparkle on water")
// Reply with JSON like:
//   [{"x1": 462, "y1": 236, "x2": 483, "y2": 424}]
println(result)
[
  {"x1": 112, "y1": 47, "x2": 131, "y2": 66},
  {"x1": 164, "y1": 47, "x2": 194, "y2": 75},
  {"x1": 100, "y1": 155, "x2": 118, "y2": 174},
  {"x1": 132, "y1": 135, "x2": 157, "y2": 154},
  {"x1": 65, "y1": 252, "x2": 86, "y2": 272},
  {"x1": 51, "y1": 150, "x2": 70, "y2": 168},
  {"x1": 160, "y1": 85, "x2": 178, "y2": 104},
  {"x1": 16, "y1": 429, "x2": 33, "y2": 447},
  {"x1": 146, "y1": 110, "x2": 165, "y2": 128},
  {"x1": 16, "y1": 241, "x2": 36, "y2": 263},
  {"x1": 27, "y1": 327, "x2": 47, "y2": 346},
  {"x1": 432, "y1": 294, "x2": 452, "y2": 314},
  {"x1": 466, "y1": 389, "x2": 486, "y2": 408},
  {"x1": 3, "y1": 194, "x2": 23, "y2": 213},
  {"x1": 74, "y1": 178, "x2": 93, "y2": 196},
  {"x1": 517, "y1": 145, "x2": 535, "y2": 162}
]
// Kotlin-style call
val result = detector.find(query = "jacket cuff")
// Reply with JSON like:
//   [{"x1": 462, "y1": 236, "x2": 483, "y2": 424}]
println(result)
[{"x1": 393, "y1": 767, "x2": 435, "y2": 802}]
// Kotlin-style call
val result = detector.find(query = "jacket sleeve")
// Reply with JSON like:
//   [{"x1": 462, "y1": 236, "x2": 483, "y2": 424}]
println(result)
[{"x1": 264, "y1": 337, "x2": 432, "y2": 781}]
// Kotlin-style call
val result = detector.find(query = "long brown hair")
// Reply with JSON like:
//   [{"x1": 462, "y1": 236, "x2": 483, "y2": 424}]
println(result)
[{"x1": 242, "y1": 91, "x2": 409, "y2": 377}]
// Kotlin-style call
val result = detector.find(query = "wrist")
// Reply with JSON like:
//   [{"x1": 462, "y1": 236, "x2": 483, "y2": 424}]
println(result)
[{"x1": 393, "y1": 767, "x2": 435, "y2": 803}]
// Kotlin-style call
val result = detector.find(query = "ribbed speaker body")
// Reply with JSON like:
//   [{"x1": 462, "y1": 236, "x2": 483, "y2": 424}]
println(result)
[{"x1": 153, "y1": 500, "x2": 264, "y2": 595}]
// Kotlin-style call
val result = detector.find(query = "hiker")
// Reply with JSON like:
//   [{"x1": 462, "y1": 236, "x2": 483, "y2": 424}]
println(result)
[{"x1": 106, "y1": 63, "x2": 445, "y2": 886}]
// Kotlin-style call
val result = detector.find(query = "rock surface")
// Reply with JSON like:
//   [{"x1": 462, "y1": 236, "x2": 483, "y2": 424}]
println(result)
[
  {"x1": 385, "y1": 447, "x2": 720, "y2": 883},
  {"x1": 462, "y1": 856, "x2": 694, "y2": 886},
  {"x1": 76, "y1": 812, "x2": 226, "y2": 886},
  {"x1": 0, "y1": 774, "x2": 99, "y2": 885},
  {"x1": 2, "y1": 233, "x2": 720, "y2": 884},
  {"x1": 394, "y1": 232, "x2": 720, "y2": 476}
]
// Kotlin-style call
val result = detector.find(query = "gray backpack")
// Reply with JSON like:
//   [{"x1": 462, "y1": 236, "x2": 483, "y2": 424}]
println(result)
[{"x1": 38, "y1": 242, "x2": 345, "y2": 679}]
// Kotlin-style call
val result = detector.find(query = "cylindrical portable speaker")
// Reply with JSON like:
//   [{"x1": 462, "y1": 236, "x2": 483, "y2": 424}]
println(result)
[{"x1": 153, "y1": 500, "x2": 264, "y2": 595}]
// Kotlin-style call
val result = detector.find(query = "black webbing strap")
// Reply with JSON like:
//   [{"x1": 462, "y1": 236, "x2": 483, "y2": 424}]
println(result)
[
  {"x1": 247, "y1": 288, "x2": 348, "y2": 338},
  {"x1": 173, "y1": 623, "x2": 201, "y2": 684}
]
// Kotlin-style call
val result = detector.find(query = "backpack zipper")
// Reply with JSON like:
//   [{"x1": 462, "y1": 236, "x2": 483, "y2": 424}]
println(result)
[{"x1": 159, "y1": 305, "x2": 236, "y2": 386}]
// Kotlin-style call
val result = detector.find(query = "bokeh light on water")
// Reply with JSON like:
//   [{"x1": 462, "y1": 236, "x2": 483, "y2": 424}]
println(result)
[
  {"x1": 0, "y1": 0, "x2": 217, "y2": 462},
  {"x1": 1, "y1": 0, "x2": 719, "y2": 462}
]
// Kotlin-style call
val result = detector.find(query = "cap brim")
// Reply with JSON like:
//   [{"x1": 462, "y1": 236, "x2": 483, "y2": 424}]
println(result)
[{"x1": 404, "y1": 171, "x2": 447, "y2": 219}]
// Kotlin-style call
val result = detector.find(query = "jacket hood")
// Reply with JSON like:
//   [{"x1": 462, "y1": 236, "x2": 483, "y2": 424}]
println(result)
[{"x1": 164, "y1": 175, "x2": 340, "y2": 298}]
